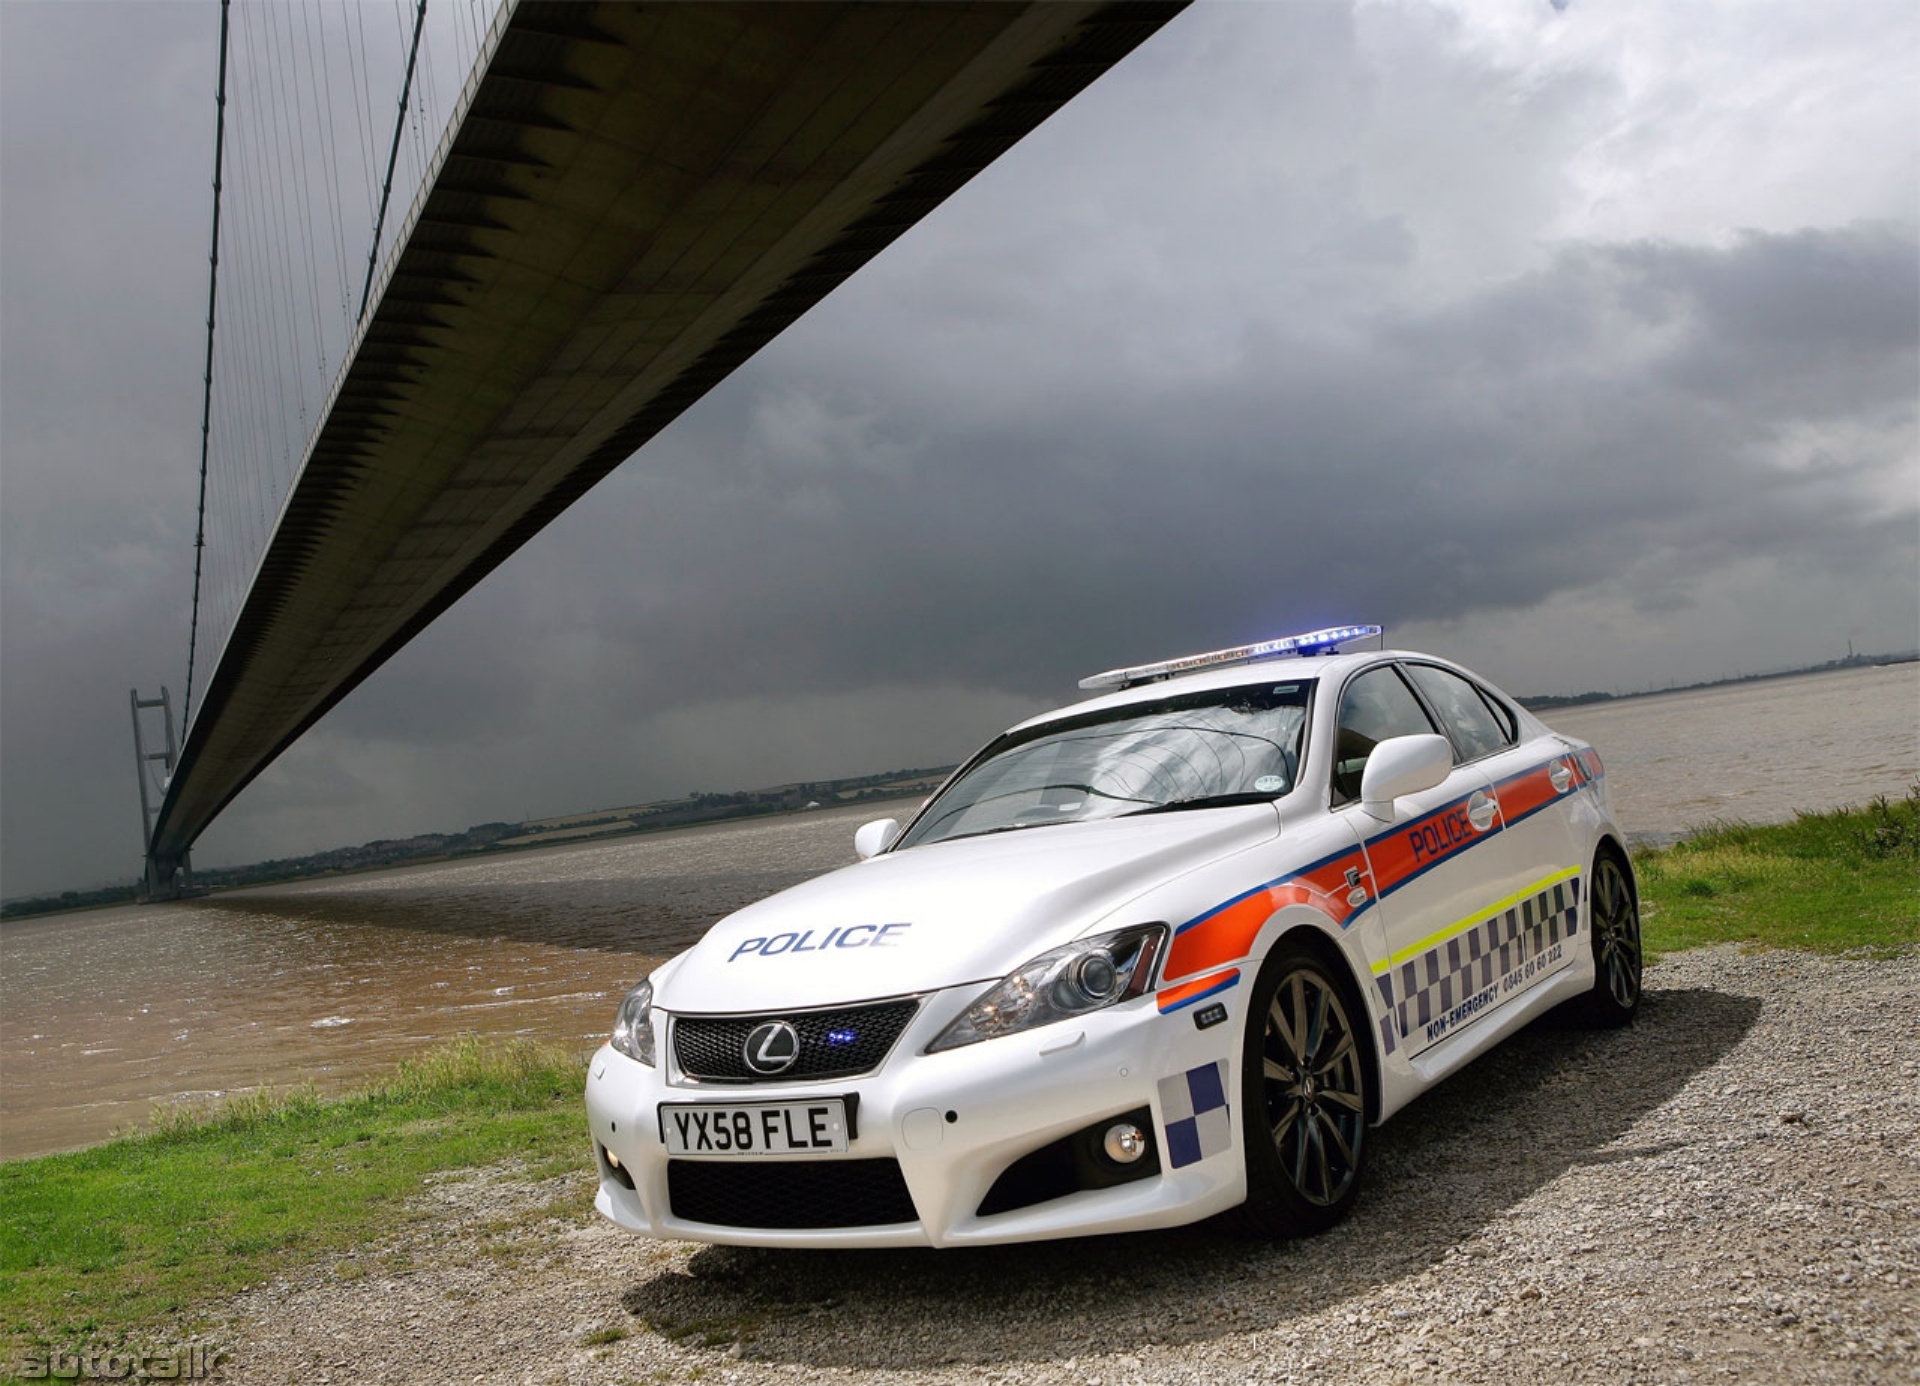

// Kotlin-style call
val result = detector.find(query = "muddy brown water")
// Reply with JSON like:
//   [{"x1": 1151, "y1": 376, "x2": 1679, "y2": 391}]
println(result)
[{"x1": 3, "y1": 662, "x2": 1913, "y2": 1159}]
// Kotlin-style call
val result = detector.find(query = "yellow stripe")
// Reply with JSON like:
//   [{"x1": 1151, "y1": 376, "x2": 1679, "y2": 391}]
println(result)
[{"x1": 1370, "y1": 866, "x2": 1582, "y2": 975}]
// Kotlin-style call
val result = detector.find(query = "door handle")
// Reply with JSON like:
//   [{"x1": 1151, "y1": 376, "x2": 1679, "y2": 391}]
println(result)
[
  {"x1": 1467, "y1": 791, "x2": 1498, "y2": 832},
  {"x1": 1549, "y1": 761, "x2": 1573, "y2": 793}
]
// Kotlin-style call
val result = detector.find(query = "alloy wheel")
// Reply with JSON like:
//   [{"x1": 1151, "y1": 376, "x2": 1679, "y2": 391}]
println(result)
[
  {"x1": 1592, "y1": 855, "x2": 1642, "y2": 1011},
  {"x1": 1261, "y1": 966, "x2": 1366, "y2": 1207}
]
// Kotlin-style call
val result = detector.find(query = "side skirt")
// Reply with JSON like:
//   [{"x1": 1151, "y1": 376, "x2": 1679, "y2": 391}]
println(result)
[{"x1": 1373, "y1": 965, "x2": 1594, "y2": 1123}]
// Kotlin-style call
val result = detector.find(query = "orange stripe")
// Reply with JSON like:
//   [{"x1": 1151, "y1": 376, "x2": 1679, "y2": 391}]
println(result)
[
  {"x1": 1496, "y1": 763, "x2": 1560, "y2": 822},
  {"x1": 1157, "y1": 967, "x2": 1241, "y2": 1013},
  {"x1": 1165, "y1": 848, "x2": 1365, "y2": 979},
  {"x1": 1161, "y1": 753, "x2": 1592, "y2": 988}
]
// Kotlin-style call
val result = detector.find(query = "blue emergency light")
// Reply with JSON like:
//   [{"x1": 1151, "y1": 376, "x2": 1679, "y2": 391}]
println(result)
[{"x1": 1078, "y1": 624, "x2": 1383, "y2": 691}]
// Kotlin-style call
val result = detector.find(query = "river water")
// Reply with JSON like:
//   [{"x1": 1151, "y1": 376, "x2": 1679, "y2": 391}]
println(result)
[{"x1": 3, "y1": 662, "x2": 1913, "y2": 1159}]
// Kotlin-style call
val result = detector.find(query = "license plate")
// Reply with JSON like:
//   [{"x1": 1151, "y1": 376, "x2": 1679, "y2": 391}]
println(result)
[{"x1": 658, "y1": 1099, "x2": 849, "y2": 1156}]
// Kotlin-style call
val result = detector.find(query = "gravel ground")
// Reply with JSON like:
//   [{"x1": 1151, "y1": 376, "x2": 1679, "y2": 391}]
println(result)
[{"x1": 221, "y1": 946, "x2": 1919, "y2": 1385}]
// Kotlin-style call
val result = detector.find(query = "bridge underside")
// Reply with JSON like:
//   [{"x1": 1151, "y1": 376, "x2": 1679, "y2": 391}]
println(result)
[{"x1": 150, "y1": 0, "x2": 1185, "y2": 874}]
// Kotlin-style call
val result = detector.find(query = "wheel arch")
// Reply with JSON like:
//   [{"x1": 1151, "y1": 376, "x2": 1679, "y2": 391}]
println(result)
[
  {"x1": 1596, "y1": 831, "x2": 1635, "y2": 877},
  {"x1": 1593, "y1": 833, "x2": 1639, "y2": 916},
  {"x1": 1576, "y1": 831, "x2": 1645, "y2": 1026},
  {"x1": 1259, "y1": 918, "x2": 1385, "y2": 1125}
]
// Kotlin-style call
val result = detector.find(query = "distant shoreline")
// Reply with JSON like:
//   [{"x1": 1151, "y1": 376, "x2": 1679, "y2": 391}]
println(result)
[
  {"x1": 7, "y1": 654, "x2": 1915, "y2": 919},
  {"x1": 2, "y1": 783, "x2": 943, "y2": 922},
  {"x1": 1513, "y1": 649, "x2": 1916, "y2": 712}
]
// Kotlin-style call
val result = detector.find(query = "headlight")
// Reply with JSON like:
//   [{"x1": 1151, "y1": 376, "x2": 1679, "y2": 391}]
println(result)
[
  {"x1": 927, "y1": 924, "x2": 1165, "y2": 1053},
  {"x1": 610, "y1": 978, "x2": 656, "y2": 1066}
]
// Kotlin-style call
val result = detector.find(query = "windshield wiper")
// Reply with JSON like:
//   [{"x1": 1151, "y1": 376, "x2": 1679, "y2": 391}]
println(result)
[
  {"x1": 1125, "y1": 791, "x2": 1284, "y2": 817},
  {"x1": 938, "y1": 820, "x2": 1072, "y2": 844}
]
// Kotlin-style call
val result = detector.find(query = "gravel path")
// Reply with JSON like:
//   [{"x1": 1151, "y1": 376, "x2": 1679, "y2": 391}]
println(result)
[{"x1": 222, "y1": 947, "x2": 1919, "y2": 1385}]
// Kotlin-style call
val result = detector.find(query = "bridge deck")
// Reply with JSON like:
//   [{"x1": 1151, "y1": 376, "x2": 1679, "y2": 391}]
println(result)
[{"x1": 152, "y1": 0, "x2": 1184, "y2": 872}]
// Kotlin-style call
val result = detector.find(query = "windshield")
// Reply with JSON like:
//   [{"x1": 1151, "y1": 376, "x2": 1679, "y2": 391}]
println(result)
[{"x1": 896, "y1": 680, "x2": 1313, "y2": 850}]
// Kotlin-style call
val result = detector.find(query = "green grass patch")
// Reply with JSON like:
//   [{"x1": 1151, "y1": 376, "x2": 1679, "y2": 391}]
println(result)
[
  {"x1": 1635, "y1": 790, "x2": 1920, "y2": 959},
  {"x1": 0, "y1": 1037, "x2": 590, "y2": 1366}
]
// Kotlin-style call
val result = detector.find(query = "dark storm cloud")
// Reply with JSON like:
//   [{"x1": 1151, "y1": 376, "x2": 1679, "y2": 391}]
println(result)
[{"x1": 450, "y1": 222, "x2": 1913, "y2": 724}]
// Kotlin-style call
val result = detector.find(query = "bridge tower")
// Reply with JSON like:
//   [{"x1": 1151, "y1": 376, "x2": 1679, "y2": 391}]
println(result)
[{"x1": 130, "y1": 688, "x2": 193, "y2": 899}]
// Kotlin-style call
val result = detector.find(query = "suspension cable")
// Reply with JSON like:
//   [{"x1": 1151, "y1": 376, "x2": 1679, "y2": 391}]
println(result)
[
  {"x1": 184, "y1": 0, "x2": 232, "y2": 735},
  {"x1": 359, "y1": 0, "x2": 429, "y2": 322}
]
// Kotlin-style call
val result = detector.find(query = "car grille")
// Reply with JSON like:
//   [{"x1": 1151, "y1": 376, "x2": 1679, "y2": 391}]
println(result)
[
  {"x1": 672, "y1": 999, "x2": 920, "y2": 1083},
  {"x1": 667, "y1": 1158, "x2": 918, "y2": 1229}
]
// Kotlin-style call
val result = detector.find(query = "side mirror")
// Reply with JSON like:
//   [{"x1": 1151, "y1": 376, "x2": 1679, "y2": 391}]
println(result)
[
  {"x1": 1359, "y1": 734, "x2": 1453, "y2": 820},
  {"x1": 854, "y1": 818, "x2": 900, "y2": 860}
]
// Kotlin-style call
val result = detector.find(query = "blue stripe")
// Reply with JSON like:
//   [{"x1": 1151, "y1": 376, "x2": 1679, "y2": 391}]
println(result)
[
  {"x1": 1168, "y1": 751, "x2": 1581, "y2": 939},
  {"x1": 1362, "y1": 749, "x2": 1583, "y2": 898},
  {"x1": 1372, "y1": 819, "x2": 1506, "y2": 903},
  {"x1": 1497, "y1": 795, "x2": 1559, "y2": 831},
  {"x1": 1364, "y1": 787, "x2": 1499, "y2": 902},
  {"x1": 1171, "y1": 839, "x2": 1364, "y2": 937},
  {"x1": 1495, "y1": 761, "x2": 1606, "y2": 832},
  {"x1": 1159, "y1": 972, "x2": 1241, "y2": 1013}
]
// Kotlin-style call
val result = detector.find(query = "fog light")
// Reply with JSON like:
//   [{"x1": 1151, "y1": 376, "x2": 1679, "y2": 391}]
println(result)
[
  {"x1": 604, "y1": 1146, "x2": 621, "y2": 1169},
  {"x1": 1102, "y1": 1121, "x2": 1147, "y2": 1164}
]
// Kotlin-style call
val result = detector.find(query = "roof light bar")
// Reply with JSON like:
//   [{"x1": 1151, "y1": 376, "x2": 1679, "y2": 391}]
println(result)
[{"x1": 1078, "y1": 624, "x2": 1383, "y2": 691}]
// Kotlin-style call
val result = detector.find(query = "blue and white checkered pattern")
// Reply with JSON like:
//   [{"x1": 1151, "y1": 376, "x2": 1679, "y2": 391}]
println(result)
[
  {"x1": 1375, "y1": 876, "x2": 1581, "y2": 1052},
  {"x1": 1157, "y1": 1060, "x2": 1232, "y2": 1169}
]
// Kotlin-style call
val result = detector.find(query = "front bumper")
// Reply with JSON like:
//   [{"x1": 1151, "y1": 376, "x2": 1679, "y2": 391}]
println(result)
[{"x1": 584, "y1": 982, "x2": 1249, "y2": 1248}]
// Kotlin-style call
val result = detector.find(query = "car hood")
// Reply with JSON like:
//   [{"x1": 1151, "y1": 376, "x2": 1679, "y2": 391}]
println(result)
[{"x1": 657, "y1": 808, "x2": 1280, "y2": 1013}]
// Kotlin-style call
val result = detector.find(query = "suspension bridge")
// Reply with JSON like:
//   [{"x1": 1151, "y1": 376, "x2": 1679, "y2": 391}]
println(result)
[{"x1": 128, "y1": 0, "x2": 1186, "y2": 897}]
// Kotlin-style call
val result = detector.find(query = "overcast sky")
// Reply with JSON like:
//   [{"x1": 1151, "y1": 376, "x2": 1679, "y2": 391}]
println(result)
[{"x1": 3, "y1": 0, "x2": 1916, "y2": 898}]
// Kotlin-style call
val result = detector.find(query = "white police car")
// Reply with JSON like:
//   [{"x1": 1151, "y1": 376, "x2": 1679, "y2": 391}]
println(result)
[{"x1": 586, "y1": 626, "x2": 1640, "y2": 1246}]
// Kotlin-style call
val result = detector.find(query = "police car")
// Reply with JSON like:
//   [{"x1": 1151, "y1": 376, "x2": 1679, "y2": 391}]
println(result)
[{"x1": 586, "y1": 625, "x2": 1641, "y2": 1246}]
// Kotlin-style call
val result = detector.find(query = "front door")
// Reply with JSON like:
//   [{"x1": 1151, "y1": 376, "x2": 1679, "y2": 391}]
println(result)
[{"x1": 1329, "y1": 663, "x2": 1510, "y2": 1058}]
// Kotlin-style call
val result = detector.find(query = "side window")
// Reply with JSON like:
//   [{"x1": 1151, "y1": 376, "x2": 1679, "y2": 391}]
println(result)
[
  {"x1": 1405, "y1": 664, "x2": 1513, "y2": 763},
  {"x1": 1474, "y1": 683, "x2": 1519, "y2": 744},
  {"x1": 1332, "y1": 666, "x2": 1437, "y2": 804}
]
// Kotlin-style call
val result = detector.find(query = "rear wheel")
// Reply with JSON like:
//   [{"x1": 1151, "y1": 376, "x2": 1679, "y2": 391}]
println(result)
[
  {"x1": 1574, "y1": 849, "x2": 1642, "y2": 1026},
  {"x1": 1237, "y1": 940, "x2": 1369, "y2": 1237}
]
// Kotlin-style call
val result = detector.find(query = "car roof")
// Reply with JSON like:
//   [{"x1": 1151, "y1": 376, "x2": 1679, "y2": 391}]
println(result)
[{"x1": 1008, "y1": 647, "x2": 1439, "y2": 735}]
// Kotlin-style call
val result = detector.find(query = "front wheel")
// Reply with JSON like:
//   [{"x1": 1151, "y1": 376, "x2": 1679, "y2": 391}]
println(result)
[
  {"x1": 1573, "y1": 849, "x2": 1642, "y2": 1026},
  {"x1": 1237, "y1": 940, "x2": 1370, "y2": 1238}
]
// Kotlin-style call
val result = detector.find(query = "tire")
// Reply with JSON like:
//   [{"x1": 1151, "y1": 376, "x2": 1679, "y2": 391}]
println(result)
[
  {"x1": 1573, "y1": 847, "x2": 1642, "y2": 1027},
  {"x1": 1236, "y1": 939, "x2": 1370, "y2": 1237}
]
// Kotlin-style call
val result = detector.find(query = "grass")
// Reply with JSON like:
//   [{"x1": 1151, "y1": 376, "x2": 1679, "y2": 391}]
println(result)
[
  {"x1": 0, "y1": 1037, "x2": 589, "y2": 1367},
  {"x1": 1635, "y1": 790, "x2": 1920, "y2": 960}
]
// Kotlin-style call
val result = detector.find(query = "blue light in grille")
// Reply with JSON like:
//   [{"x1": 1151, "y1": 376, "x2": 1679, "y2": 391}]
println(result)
[{"x1": 826, "y1": 1028, "x2": 858, "y2": 1047}]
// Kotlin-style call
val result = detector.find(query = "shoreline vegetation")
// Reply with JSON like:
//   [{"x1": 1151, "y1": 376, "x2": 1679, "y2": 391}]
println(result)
[
  {"x1": 1632, "y1": 788, "x2": 1918, "y2": 959},
  {"x1": 8, "y1": 652, "x2": 1914, "y2": 921},
  {"x1": 1, "y1": 766, "x2": 955, "y2": 921},
  {"x1": 3, "y1": 796, "x2": 1914, "y2": 1363},
  {"x1": 1508, "y1": 646, "x2": 1914, "y2": 712}
]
